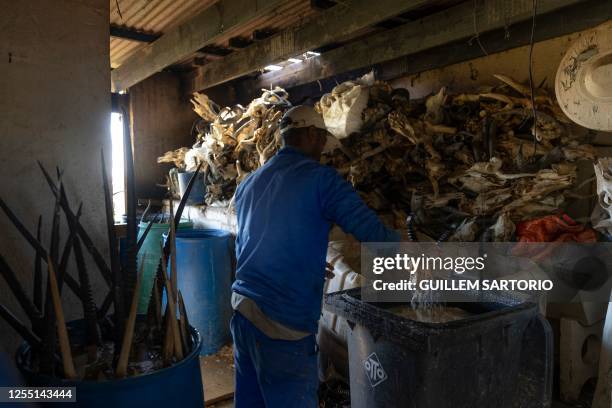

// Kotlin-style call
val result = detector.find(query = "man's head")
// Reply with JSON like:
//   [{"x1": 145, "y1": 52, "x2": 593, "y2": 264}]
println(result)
[{"x1": 280, "y1": 106, "x2": 331, "y2": 161}]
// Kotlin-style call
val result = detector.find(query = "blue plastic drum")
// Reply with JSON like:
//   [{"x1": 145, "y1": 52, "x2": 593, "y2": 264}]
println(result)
[
  {"x1": 15, "y1": 320, "x2": 204, "y2": 407},
  {"x1": 170, "y1": 229, "x2": 233, "y2": 355}
]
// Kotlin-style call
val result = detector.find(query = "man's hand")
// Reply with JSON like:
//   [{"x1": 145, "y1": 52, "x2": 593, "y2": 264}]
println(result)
[{"x1": 326, "y1": 262, "x2": 335, "y2": 279}]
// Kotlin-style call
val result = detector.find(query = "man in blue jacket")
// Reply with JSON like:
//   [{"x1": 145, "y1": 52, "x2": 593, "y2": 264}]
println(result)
[{"x1": 231, "y1": 105, "x2": 401, "y2": 407}]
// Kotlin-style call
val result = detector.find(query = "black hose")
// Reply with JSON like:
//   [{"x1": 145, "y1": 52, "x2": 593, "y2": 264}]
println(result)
[{"x1": 406, "y1": 213, "x2": 418, "y2": 242}]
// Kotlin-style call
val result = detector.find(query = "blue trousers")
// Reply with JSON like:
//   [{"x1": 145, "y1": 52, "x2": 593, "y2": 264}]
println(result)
[{"x1": 231, "y1": 312, "x2": 319, "y2": 408}]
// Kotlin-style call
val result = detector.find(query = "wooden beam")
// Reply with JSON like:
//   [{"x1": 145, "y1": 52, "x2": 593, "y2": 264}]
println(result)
[
  {"x1": 111, "y1": 0, "x2": 289, "y2": 92},
  {"x1": 252, "y1": 28, "x2": 277, "y2": 41},
  {"x1": 228, "y1": 36, "x2": 253, "y2": 49},
  {"x1": 110, "y1": 24, "x2": 161, "y2": 43},
  {"x1": 231, "y1": 0, "x2": 596, "y2": 97},
  {"x1": 310, "y1": 0, "x2": 336, "y2": 11},
  {"x1": 199, "y1": 45, "x2": 233, "y2": 57},
  {"x1": 189, "y1": 0, "x2": 435, "y2": 92}
]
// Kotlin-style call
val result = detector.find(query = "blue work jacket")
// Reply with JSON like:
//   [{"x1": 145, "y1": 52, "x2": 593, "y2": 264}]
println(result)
[{"x1": 232, "y1": 146, "x2": 401, "y2": 333}]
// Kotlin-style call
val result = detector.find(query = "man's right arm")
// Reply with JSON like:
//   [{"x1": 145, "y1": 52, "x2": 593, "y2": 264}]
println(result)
[{"x1": 317, "y1": 166, "x2": 401, "y2": 243}]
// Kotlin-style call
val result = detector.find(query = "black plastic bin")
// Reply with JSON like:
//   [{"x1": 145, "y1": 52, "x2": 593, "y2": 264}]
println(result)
[{"x1": 324, "y1": 288, "x2": 553, "y2": 408}]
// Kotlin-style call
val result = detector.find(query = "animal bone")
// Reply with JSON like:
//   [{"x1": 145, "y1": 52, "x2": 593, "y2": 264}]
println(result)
[
  {"x1": 425, "y1": 87, "x2": 447, "y2": 124},
  {"x1": 158, "y1": 148, "x2": 190, "y2": 169},
  {"x1": 591, "y1": 158, "x2": 612, "y2": 236},
  {"x1": 191, "y1": 93, "x2": 220, "y2": 122},
  {"x1": 489, "y1": 212, "x2": 516, "y2": 241},
  {"x1": 162, "y1": 73, "x2": 595, "y2": 246},
  {"x1": 449, "y1": 218, "x2": 479, "y2": 242}
]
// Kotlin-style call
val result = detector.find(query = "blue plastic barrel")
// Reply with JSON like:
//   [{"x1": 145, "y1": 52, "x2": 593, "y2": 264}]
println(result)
[
  {"x1": 171, "y1": 229, "x2": 233, "y2": 355},
  {"x1": 15, "y1": 320, "x2": 204, "y2": 408}
]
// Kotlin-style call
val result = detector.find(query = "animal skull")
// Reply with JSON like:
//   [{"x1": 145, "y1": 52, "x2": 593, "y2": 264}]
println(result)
[{"x1": 591, "y1": 158, "x2": 612, "y2": 236}]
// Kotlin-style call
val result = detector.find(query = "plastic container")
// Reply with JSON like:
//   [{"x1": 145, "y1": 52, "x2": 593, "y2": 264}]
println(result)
[
  {"x1": 177, "y1": 171, "x2": 205, "y2": 205},
  {"x1": 15, "y1": 320, "x2": 204, "y2": 408},
  {"x1": 319, "y1": 240, "x2": 361, "y2": 381},
  {"x1": 170, "y1": 229, "x2": 233, "y2": 355},
  {"x1": 136, "y1": 221, "x2": 193, "y2": 314},
  {"x1": 324, "y1": 289, "x2": 553, "y2": 408}
]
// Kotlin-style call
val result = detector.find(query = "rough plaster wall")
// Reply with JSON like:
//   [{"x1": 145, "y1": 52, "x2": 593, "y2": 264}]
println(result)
[
  {"x1": 0, "y1": 0, "x2": 110, "y2": 353},
  {"x1": 130, "y1": 72, "x2": 197, "y2": 200},
  {"x1": 390, "y1": 29, "x2": 587, "y2": 100}
]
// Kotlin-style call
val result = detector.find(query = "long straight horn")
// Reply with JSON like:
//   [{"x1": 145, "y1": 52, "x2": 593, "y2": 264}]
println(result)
[
  {"x1": 0, "y1": 197, "x2": 47, "y2": 259},
  {"x1": 160, "y1": 248, "x2": 183, "y2": 360},
  {"x1": 115, "y1": 260, "x2": 145, "y2": 378},
  {"x1": 47, "y1": 257, "x2": 76, "y2": 379},
  {"x1": 97, "y1": 290, "x2": 113, "y2": 320},
  {"x1": 100, "y1": 149, "x2": 125, "y2": 353},
  {"x1": 73, "y1": 235, "x2": 101, "y2": 349},
  {"x1": 152, "y1": 278, "x2": 162, "y2": 330},
  {"x1": 121, "y1": 107, "x2": 138, "y2": 310},
  {"x1": 136, "y1": 221, "x2": 153, "y2": 254},
  {"x1": 0, "y1": 304, "x2": 43, "y2": 350},
  {"x1": 162, "y1": 309, "x2": 174, "y2": 365},
  {"x1": 56, "y1": 204, "x2": 83, "y2": 299},
  {"x1": 49, "y1": 178, "x2": 61, "y2": 267},
  {"x1": 0, "y1": 254, "x2": 40, "y2": 322},
  {"x1": 169, "y1": 201, "x2": 178, "y2": 302},
  {"x1": 38, "y1": 162, "x2": 113, "y2": 286},
  {"x1": 177, "y1": 290, "x2": 190, "y2": 351},
  {"x1": 172, "y1": 162, "x2": 202, "y2": 230},
  {"x1": 59, "y1": 185, "x2": 113, "y2": 286},
  {"x1": 33, "y1": 215, "x2": 43, "y2": 311}
]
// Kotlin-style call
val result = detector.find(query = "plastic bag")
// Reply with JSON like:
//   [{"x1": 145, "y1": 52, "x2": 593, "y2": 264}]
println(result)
[
  {"x1": 516, "y1": 213, "x2": 597, "y2": 243},
  {"x1": 317, "y1": 71, "x2": 375, "y2": 139}
]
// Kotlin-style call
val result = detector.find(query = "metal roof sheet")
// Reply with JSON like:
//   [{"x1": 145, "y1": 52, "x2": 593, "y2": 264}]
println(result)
[{"x1": 110, "y1": 0, "x2": 318, "y2": 69}]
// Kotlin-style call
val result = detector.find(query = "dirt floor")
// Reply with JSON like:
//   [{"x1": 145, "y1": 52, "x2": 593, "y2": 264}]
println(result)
[{"x1": 201, "y1": 345, "x2": 235, "y2": 407}]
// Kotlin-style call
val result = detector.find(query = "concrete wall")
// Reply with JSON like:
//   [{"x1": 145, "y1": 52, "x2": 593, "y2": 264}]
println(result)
[
  {"x1": 0, "y1": 0, "x2": 110, "y2": 353},
  {"x1": 389, "y1": 28, "x2": 593, "y2": 102},
  {"x1": 130, "y1": 72, "x2": 197, "y2": 200}
]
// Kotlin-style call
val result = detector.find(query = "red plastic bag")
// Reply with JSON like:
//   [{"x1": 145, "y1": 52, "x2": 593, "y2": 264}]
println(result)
[
  {"x1": 513, "y1": 214, "x2": 597, "y2": 261},
  {"x1": 516, "y1": 213, "x2": 597, "y2": 243}
]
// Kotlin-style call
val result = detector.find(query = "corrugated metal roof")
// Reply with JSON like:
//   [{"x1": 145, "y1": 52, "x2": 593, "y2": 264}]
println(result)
[
  {"x1": 110, "y1": 0, "x2": 216, "y2": 31},
  {"x1": 110, "y1": 0, "x2": 218, "y2": 68},
  {"x1": 110, "y1": 0, "x2": 319, "y2": 69},
  {"x1": 109, "y1": 0, "x2": 461, "y2": 80}
]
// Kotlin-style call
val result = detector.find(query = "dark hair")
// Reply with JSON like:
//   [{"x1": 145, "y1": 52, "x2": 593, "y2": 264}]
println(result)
[{"x1": 281, "y1": 127, "x2": 309, "y2": 147}]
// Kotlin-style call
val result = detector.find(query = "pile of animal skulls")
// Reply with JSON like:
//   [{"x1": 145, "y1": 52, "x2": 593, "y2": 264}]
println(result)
[
  {"x1": 159, "y1": 88, "x2": 291, "y2": 204},
  {"x1": 317, "y1": 74, "x2": 596, "y2": 242},
  {"x1": 161, "y1": 74, "x2": 597, "y2": 242}
]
